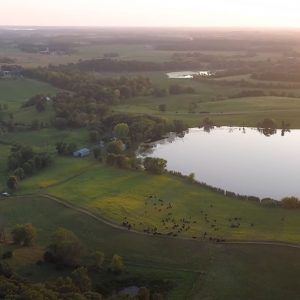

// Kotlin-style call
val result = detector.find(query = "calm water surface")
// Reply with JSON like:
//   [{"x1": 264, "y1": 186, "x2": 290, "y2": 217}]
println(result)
[{"x1": 141, "y1": 127, "x2": 300, "y2": 199}]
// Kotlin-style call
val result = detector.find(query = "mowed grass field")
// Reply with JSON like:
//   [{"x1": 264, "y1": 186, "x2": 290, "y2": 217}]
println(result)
[
  {"x1": 17, "y1": 160, "x2": 300, "y2": 243},
  {"x1": 1, "y1": 195, "x2": 300, "y2": 300}
]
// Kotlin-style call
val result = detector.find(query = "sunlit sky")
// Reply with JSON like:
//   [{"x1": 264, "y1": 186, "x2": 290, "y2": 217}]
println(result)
[{"x1": 2, "y1": 0, "x2": 300, "y2": 28}]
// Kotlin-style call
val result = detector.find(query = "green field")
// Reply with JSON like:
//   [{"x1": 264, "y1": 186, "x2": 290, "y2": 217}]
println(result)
[
  {"x1": 16, "y1": 159, "x2": 300, "y2": 244},
  {"x1": 115, "y1": 94, "x2": 300, "y2": 127},
  {"x1": 0, "y1": 44, "x2": 176, "y2": 68},
  {"x1": 1, "y1": 127, "x2": 89, "y2": 149},
  {"x1": 1, "y1": 195, "x2": 300, "y2": 300},
  {"x1": 2, "y1": 39, "x2": 300, "y2": 299},
  {"x1": 0, "y1": 78, "x2": 57, "y2": 112}
]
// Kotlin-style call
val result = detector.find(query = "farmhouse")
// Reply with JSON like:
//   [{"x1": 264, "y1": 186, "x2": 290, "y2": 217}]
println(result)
[{"x1": 73, "y1": 148, "x2": 90, "y2": 158}]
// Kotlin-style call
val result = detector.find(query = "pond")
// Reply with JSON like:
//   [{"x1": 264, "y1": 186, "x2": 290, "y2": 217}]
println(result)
[
  {"x1": 166, "y1": 70, "x2": 212, "y2": 79},
  {"x1": 140, "y1": 127, "x2": 300, "y2": 199}
]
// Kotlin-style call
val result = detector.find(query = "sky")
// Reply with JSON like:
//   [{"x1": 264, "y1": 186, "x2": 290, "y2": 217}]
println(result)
[{"x1": 1, "y1": 0, "x2": 300, "y2": 28}]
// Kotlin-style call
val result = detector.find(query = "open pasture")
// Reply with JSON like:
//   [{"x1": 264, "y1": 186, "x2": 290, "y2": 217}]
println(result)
[
  {"x1": 16, "y1": 162, "x2": 300, "y2": 243},
  {"x1": 1, "y1": 195, "x2": 300, "y2": 300}
]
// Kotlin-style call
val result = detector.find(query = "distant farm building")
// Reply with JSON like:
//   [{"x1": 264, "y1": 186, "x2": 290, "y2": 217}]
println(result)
[{"x1": 73, "y1": 148, "x2": 90, "y2": 158}]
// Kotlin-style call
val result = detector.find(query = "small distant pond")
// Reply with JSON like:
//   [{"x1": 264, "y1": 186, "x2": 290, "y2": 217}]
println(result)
[
  {"x1": 166, "y1": 70, "x2": 212, "y2": 79},
  {"x1": 140, "y1": 127, "x2": 300, "y2": 199}
]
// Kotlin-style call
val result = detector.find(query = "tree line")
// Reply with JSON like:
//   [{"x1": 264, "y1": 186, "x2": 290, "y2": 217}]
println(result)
[{"x1": 7, "y1": 144, "x2": 52, "y2": 190}]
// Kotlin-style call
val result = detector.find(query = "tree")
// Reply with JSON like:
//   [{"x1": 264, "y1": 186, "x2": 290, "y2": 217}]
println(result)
[
  {"x1": 152, "y1": 293, "x2": 164, "y2": 300},
  {"x1": 92, "y1": 251, "x2": 105, "y2": 270},
  {"x1": 110, "y1": 254, "x2": 124, "y2": 274},
  {"x1": 169, "y1": 84, "x2": 183, "y2": 95},
  {"x1": 106, "y1": 140, "x2": 124, "y2": 154},
  {"x1": 187, "y1": 173, "x2": 195, "y2": 183},
  {"x1": 143, "y1": 157, "x2": 167, "y2": 175},
  {"x1": 11, "y1": 223, "x2": 37, "y2": 246},
  {"x1": 158, "y1": 104, "x2": 166, "y2": 112},
  {"x1": 7, "y1": 176, "x2": 18, "y2": 190},
  {"x1": 71, "y1": 267, "x2": 92, "y2": 293},
  {"x1": 14, "y1": 167, "x2": 25, "y2": 180},
  {"x1": 35, "y1": 98, "x2": 46, "y2": 112},
  {"x1": 31, "y1": 119, "x2": 40, "y2": 130},
  {"x1": 22, "y1": 161, "x2": 35, "y2": 176},
  {"x1": 280, "y1": 197, "x2": 300, "y2": 209},
  {"x1": 46, "y1": 228, "x2": 83, "y2": 266},
  {"x1": 173, "y1": 119, "x2": 187, "y2": 133},
  {"x1": 0, "y1": 218, "x2": 6, "y2": 243},
  {"x1": 138, "y1": 287, "x2": 150, "y2": 300},
  {"x1": 89, "y1": 130, "x2": 99, "y2": 143},
  {"x1": 93, "y1": 147, "x2": 102, "y2": 161},
  {"x1": 0, "y1": 261, "x2": 14, "y2": 278},
  {"x1": 113, "y1": 123, "x2": 129, "y2": 141}
]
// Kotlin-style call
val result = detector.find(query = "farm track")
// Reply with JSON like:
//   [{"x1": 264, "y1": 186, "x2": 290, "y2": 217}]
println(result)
[{"x1": 12, "y1": 194, "x2": 300, "y2": 251}]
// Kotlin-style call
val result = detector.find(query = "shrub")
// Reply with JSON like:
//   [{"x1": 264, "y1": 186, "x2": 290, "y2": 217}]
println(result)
[
  {"x1": 46, "y1": 228, "x2": 83, "y2": 266},
  {"x1": 2, "y1": 251, "x2": 13, "y2": 260},
  {"x1": 0, "y1": 261, "x2": 13, "y2": 277},
  {"x1": 11, "y1": 223, "x2": 37, "y2": 246},
  {"x1": 110, "y1": 254, "x2": 124, "y2": 274},
  {"x1": 143, "y1": 157, "x2": 167, "y2": 175},
  {"x1": 261, "y1": 198, "x2": 278, "y2": 208},
  {"x1": 280, "y1": 197, "x2": 300, "y2": 209}
]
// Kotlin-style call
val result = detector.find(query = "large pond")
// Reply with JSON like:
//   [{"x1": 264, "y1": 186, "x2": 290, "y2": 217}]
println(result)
[{"x1": 140, "y1": 127, "x2": 300, "y2": 199}]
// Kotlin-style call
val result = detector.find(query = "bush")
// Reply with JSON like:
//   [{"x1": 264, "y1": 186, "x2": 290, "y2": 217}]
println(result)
[
  {"x1": 143, "y1": 157, "x2": 167, "y2": 175},
  {"x1": 261, "y1": 198, "x2": 278, "y2": 208},
  {"x1": 106, "y1": 140, "x2": 124, "y2": 154},
  {"x1": 46, "y1": 228, "x2": 83, "y2": 266},
  {"x1": 280, "y1": 197, "x2": 300, "y2": 209},
  {"x1": 91, "y1": 251, "x2": 105, "y2": 270},
  {"x1": 110, "y1": 254, "x2": 124, "y2": 274},
  {"x1": 7, "y1": 176, "x2": 18, "y2": 190},
  {"x1": 0, "y1": 261, "x2": 13, "y2": 277},
  {"x1": 2, "y1": 251, "x2": 13, "y2": 260},
  {"x1": 11, "y1": 223, "x2": 37, "y2": 246},
  {"x1": 71, "y1": 267, "x2": 92, "y2": 292}
]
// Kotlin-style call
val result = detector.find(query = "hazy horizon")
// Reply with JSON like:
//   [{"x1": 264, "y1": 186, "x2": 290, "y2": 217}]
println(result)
[{"x1": 2, "y1": 0, "x2": 300, "y2": 28}]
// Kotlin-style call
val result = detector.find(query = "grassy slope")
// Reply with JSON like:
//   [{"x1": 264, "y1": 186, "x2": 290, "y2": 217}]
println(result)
[
  {"x1": 1, "y1": 196, "x2": 300, "y2": 300},
  {"x1": 115, "y1": 95, "x2": 300, "y2": 127},
  {"x1": 17, "y1": 160, "x2": 300, "y2": 243}
]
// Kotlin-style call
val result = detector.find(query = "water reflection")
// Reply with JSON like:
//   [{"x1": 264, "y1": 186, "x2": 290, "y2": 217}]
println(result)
[{"x1": 141, "y1": 127, "x2": 300, "y2": 199}]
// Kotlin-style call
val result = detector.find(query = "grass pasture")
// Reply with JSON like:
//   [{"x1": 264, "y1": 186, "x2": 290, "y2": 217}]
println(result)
[
  {"x1": 1, "y1": 127, "x2": 89, "y2": 149},
  {"x1": 0, "y1": 78, "x2": 58, "y2": 125},
  {"x1": 0, "y1": 78, "x2": 57, "y2": 112},
  {"x1": 115, "y1": 94, "x2": 300, "y2": 127},
  {"x1": 1, "y1": 195, "x2": 300, "y2": 300},
  {"x1": 17, "y1": 162, "x2": 300, "y2": 243}
]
